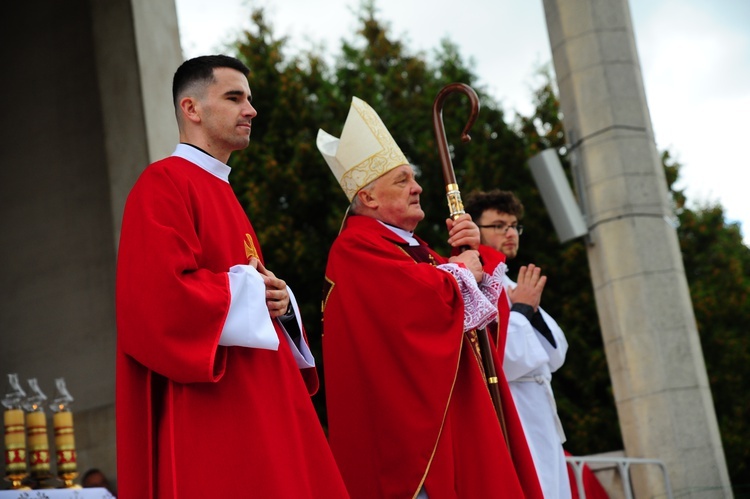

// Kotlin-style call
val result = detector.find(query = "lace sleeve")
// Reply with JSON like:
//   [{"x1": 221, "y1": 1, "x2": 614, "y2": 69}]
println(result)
[
  {"x1": 479, "y1": 261, "x2": 507, "y2": 306},
  {"x1": 437, "y1": 263, "x2": 497, "y2": 332}
]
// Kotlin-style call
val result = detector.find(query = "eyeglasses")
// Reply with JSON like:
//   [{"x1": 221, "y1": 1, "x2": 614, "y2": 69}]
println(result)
[{"x1": 477, "y1": 224, "x2": 523, "y2": 235}]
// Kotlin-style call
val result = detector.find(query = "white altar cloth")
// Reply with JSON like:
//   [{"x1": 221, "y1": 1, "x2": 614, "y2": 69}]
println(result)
[{"x1": 0, "y1": 489, "x2": 113, "y2": 499}]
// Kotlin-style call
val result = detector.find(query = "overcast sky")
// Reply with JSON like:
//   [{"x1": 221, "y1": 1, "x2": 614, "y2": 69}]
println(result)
[{"x1": 175, "y1": 0, "x2": 750, "y2": 244}]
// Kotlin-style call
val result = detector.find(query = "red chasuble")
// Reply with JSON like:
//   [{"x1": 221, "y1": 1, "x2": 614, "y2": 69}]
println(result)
[
  {"x1": 322, "y1": 216, "x2": 542, "y2": 499},
  {"x1": 116, "y1": 156, "x2": 349, "y2": 498},
  {"x1": 477, "y1": 244, "x2": 512, "y2": 356},
  {"x1": 566, "y1": 451, "x2": 610, "y2": 499}
]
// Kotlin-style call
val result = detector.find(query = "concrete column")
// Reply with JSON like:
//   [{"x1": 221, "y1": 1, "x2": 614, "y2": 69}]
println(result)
[
  {"x1": 541, "y1": 0, "x2": 732, "y2": 496},
  {"x1": 90, "y1": 0, "x2": 182, "y2": 248}
]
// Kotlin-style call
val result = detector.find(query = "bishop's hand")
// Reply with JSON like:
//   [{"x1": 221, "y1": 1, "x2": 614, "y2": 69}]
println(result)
[
  {"x1": 446, "y1": 213, "x2": 480, "y2": 250},
  {"x1": 449, "y1": 250, "x2": 484, "y2": 283}
]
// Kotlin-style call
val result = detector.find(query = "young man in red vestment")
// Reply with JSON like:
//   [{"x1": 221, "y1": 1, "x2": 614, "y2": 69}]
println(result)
[
  {"x1": 115, "y1": 55, "x2": 349, "y2": 498},
  {"x1": 316, "y1": 97, "x2": 543, "y2": 499}
]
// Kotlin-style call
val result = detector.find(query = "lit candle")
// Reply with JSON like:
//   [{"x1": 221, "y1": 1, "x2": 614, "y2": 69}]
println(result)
[
  {"x1": 53, "y1": 410, "x2": 77, "y2": 473},
  {"x1": 4, "y1": 408, "x2": 27, "y2": 474},
  {"x1": 26, "y1": 410, "x2": 50, "y2": 475}
]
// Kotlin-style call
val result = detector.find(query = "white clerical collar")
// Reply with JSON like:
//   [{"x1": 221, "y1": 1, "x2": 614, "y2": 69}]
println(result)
[
  {"x1": 172, "y1": 143, "x2": 231, "y2": 183},
  {"x1": 379, "y1": 221, "x2": 419, "y2": 246}
]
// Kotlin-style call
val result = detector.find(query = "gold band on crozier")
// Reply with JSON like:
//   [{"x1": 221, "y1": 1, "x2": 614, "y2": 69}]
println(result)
[{"x1": 487, "y1": 376, "x2": 498, "y2": 384}]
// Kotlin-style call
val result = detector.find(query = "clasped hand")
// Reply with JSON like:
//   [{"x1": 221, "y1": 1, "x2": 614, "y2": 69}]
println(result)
[
  {"x1": 249, "y1": 257, "x2": 290, "y2": 318},
  {"x1": 446, "y1": 214, "x2": 483, "y2": 282},
  {"x1": 449, "y1": 250, "x2": 484, "y2": 283}
]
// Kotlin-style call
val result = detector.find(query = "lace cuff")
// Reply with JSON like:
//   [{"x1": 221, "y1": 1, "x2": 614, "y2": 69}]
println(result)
[
  {"x1": 479, "y1": 261, "x2": 507, "y2": 306},
  {"x1": 437, "y1": 263, "x2": 497, "y2": 332}
]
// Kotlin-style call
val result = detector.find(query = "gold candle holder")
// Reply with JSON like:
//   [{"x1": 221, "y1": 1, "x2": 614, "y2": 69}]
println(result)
[
  {"x1": 26, "y1": 411, "x2": 51, "y2": 480},
  {"x1": 50, "y1": 378, "x2": 80, "y2": 488},
  {"x1": 53, "y1": 410, "x2": 78, "y2": 487},
  {"x1": 3, "y1": 374, "x2": 30, "y2": 490},
  {"x1": 24, "y1": 378, "x2": 52, "y2": 486},
  {"x1": 4, "y1": 408, "x2": 29, "y2": 489}
]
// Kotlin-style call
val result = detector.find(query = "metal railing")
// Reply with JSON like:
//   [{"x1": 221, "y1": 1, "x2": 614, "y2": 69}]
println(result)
[{"x1": 566, "y1": 455, "x2": 674, "y2": 499}]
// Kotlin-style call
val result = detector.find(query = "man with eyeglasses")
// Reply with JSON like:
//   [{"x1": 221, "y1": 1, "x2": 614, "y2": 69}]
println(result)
[{"x1": 465, "y1": 189, "x2": 572, "y2": 499}]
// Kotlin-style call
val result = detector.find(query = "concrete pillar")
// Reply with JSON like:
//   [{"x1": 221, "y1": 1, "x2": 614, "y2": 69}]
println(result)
[
  {"x1": 90, "y1": 0, "x2": 183, "y2": 247},
  {"x1": 0, "y1": 0, "x2": 180, "y2": 486},
  {"x1": 541, "y1": 0, "x2": 732, "y2": 496}
]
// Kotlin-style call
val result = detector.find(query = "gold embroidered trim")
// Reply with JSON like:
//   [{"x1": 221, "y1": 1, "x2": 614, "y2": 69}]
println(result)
[
  {"x1": 466, "y1": 329, "x2": 486, "y2": 379},
  {"x1": 414, "y1": 334, "x2": 464, "y2": 499},
  {"x1": 244, "y1": 234, "x2": 258, "y2": 262},
  {"x1": 321, "y1": 275, "x2": 335, "y2": 314},
  {"x1": 395, "y1": 244, "x2": 414, "y2": 261},
  {"x1": 395, "y1": 244, "x2": 438, "y2": 267}
]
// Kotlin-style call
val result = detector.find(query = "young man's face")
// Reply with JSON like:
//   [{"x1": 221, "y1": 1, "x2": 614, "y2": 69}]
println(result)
[
  {"x1": 477, "y1": 209, "x2": 520, "y2": 259},
  {"x1": 198, "y1": 67, "x2": 257, "y2": 157}
]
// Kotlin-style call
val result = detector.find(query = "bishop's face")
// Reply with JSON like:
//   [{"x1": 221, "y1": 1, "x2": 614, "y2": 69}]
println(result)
[{"x1": 369, "y1": 164, "x2": 425, "y2": 232}]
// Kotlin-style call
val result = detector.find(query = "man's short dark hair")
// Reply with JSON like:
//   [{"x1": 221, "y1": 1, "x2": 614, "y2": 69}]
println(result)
[
  {"x1": 172, "y1": 55, "x2": 250, "y2": 106},
  {"x1": 464, "y1": 189, "x2": 524, "y2": 221}
]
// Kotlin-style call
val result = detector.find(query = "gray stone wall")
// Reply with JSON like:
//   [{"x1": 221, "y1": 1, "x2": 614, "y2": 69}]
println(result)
[{"x1": 0, "y1": 0, "x2": 180, "y2": 486}]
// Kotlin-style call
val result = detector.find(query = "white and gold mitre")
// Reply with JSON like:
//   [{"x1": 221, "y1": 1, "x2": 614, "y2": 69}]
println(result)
[{"x1": 317, "y1": 96, "x2": 409, "y2": 201}]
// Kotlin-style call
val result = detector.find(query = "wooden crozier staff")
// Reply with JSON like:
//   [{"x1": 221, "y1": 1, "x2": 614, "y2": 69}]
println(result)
[{"x1": 432, "y1": 82, "x2": 510, "y2": 447}]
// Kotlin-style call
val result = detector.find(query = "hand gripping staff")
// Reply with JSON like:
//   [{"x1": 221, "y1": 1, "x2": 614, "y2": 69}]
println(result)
[{"x1": 432, "y1": 83, "x2": 510, "y2": 449}]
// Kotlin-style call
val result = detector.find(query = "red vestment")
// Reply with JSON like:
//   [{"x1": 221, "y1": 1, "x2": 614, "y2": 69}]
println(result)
[
  {"x1": 116, "y1": 155, "x2": 349, "y2": 498},
  {"x1": 322, "y1": 216, "x2": 542, "y2": 498},
  {"x1": 566, "y1": 451, "x2": 610, "y2": 499},
  {"x1": 476, "y1": 245, "x2": 512, "y2": 356}
]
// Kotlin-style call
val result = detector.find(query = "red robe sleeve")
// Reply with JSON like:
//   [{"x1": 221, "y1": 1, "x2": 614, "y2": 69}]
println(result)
[{"x1": 117, "y1": 161, "x2": 230, "y2": 384}]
